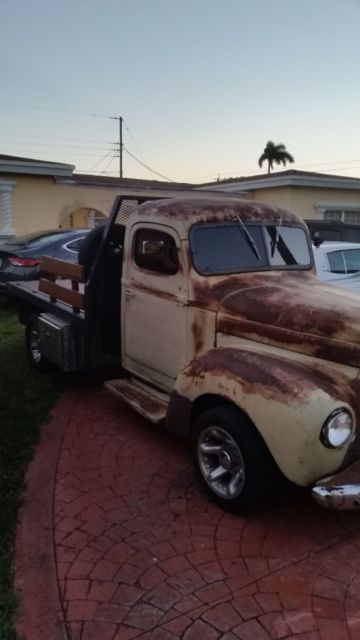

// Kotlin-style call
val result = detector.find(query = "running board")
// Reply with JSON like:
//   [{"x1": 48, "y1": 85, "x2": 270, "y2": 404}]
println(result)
[{"x1": 104, "y1": 378, "x2": 169, "y2": 424}]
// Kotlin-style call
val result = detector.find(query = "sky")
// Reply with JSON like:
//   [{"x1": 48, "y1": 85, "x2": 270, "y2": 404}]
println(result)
[{"x1": 0, "y1": 0, "x2": 360, "y2": 183}]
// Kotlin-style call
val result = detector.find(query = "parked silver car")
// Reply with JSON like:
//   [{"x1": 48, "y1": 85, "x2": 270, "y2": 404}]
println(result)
[{"x1": 313, "y1": 241, "x2": 360, "y2": 292}]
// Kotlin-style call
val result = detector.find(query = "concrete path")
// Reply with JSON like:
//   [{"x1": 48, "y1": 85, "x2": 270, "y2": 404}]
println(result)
[{"x1": 16, "y1": 385, "x2": 360, "y2": 640}]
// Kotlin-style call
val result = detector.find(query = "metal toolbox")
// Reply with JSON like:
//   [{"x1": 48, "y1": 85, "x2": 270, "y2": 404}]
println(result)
[{"x1": 38, "y1": 313, "x2": 80, "y2": 371}]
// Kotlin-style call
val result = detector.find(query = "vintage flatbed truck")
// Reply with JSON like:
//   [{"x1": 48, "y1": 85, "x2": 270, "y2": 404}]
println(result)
[{"x1": 8, "y1": 195, "x2": 360, "y2": 513}]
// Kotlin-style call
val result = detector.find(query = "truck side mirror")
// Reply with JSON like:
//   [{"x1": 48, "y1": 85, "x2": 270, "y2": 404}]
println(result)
[{"x1": 313, "y1": 232, "x2": 324, "y2": 248}]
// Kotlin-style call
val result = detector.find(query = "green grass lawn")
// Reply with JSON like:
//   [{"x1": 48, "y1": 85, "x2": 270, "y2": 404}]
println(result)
[{"x1": 0, "y1": 296, "x2": 64, "y2": 639}]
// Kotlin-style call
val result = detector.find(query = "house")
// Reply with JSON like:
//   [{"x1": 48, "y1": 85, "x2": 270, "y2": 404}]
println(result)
[
  {"x1": 0, "y1": 154, "x2": 196, "y2": 241},
  {"x1": 0, "y1": 154, "x2": 238, "y2": 242},
  {"x1": 198, "y1": 170, "x2": 360, "y2": 225},
  {"x1": 2, "y1": 154, "x2": 360, "y2": 242}
]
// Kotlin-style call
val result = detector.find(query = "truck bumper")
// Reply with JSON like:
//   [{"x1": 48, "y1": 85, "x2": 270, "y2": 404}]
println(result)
[{"x1": 311, "y1": 460, "x2": 360, "y2": 510}]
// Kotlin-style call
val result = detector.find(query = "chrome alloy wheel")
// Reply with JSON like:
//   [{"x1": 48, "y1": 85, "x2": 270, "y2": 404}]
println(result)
[
  {"x1": 29, "y1": 326, "x2": 42, "y2": 364},
  {"x1": 197, "y1": 426, "x2": 245, "y2": 499}
]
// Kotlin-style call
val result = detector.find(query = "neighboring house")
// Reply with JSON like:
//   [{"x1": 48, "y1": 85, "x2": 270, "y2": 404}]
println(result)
[
  {"x1": 3, "y1": 155, "x2": 360, "y2": 243},
  {"x1": 198, "y1": 170, "x2": 360, "y2": 227}
]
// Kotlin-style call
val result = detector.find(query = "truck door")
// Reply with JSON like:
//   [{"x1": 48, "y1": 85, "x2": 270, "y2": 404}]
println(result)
[{"x1": 122, "y1": 223, "x2": 187, "y2": 390}]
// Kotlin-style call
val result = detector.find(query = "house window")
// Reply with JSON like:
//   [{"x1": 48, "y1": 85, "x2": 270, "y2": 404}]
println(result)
[{"x1": 323, "y1": 209, "x2": 360, "y2": 224}]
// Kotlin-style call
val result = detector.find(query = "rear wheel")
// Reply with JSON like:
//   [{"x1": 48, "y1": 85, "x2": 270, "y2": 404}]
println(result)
[
  {"x1": 192, "y1": 405, "x2": 280, "y2": 513},
  {"x1": 25, "y1": 315, "x2": 47, "y2": 370}
]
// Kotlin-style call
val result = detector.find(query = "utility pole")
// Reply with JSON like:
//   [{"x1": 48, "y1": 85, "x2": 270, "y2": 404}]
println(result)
[
  {"x1": 110, "y1": 115, "x2": 123, "y2": 178},
  {"x1": 119, "y1": 116, "x2": 123, "y2": 178}
]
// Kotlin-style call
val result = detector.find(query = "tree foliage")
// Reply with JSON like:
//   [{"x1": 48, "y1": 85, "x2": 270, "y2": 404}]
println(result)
[{"x1": 258, "y1": 141, "x2": 294, "y2": 174}]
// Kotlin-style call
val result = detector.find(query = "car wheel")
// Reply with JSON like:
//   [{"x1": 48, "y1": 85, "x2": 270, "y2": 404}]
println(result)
[
  {"x1": 25, "y1": 315, "x2": 47, "y2": 370},
  {"x1": 192, "y1": 405, "x2": 280, "y2": 513}
]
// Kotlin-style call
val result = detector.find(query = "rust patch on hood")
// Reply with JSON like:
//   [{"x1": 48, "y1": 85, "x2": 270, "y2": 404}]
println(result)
[
  {"x1": 190, "y1": 271, "x2": 360, "y2": 369},
  {"x1": 185, "y1": 348, "x2": 355, "y2": 407},
  {"x1": 219, "y1": 276, "x2": 360, "y2": 368},
  {"x1": 192, "y1": 271, "x2": 313, "y2": 310},
  {"x1": 219, "y1": 277, "x2": 350, "y2": 338}
]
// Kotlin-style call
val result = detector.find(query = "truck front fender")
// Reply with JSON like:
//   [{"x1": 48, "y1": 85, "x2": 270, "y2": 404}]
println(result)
[{"x1": 166, "y1": 347, "x2": 356, "y2": 486}]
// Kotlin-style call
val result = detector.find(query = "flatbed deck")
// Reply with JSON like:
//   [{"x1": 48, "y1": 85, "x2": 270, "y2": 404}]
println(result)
[{"x1": 8, "y1": 280, "x2": 85, "y2": 325}]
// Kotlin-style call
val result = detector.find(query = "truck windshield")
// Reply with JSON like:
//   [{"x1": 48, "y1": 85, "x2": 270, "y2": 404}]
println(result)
[{"x1": 190, "y1": 223, "x2": 311, "y2": 275}]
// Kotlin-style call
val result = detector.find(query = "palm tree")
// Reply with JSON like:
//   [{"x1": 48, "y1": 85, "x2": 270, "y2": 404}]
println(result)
[{"x1": 258, "y1": 141, "x2": 294, "y2": 174}]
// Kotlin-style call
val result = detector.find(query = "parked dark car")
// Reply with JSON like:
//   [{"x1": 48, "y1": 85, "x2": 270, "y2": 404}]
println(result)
[{"x1": 0, "y1": 228, "x2": 90, "y2": 292}]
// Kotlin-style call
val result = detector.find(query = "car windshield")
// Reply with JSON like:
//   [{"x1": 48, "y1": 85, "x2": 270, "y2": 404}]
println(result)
[
  {"x1": 6, "y1": 231, "x2": 71, "y2": 248},
  {"x1": 190, "y1": 223, "x2": 311, "y2": 275}
]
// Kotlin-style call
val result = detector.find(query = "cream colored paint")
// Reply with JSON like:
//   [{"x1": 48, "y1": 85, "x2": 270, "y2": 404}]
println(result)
[
  {"x1": 122, "y1": 222, "x2": 188, "y2": 390},
  {"x1": 60, "y1": 207, "x2": 106, "y2": 228},
  {"x1": 10, "y1": 175, "x2": 120, "y2": 235},
  {"x1": 174, "y1": 343, "x2": 356, "y2": 486},
  {"x1": 8, "y1": 173, "x2": 360, "y2": 237},
  {"x1": 251, "y1": 186, "x2": 360, "y2": 220}
]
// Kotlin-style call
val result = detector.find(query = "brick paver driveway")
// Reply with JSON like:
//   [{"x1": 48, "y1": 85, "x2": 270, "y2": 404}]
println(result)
[{"x1": 16, "y1": 386, "x2": 360, "y2": 640}]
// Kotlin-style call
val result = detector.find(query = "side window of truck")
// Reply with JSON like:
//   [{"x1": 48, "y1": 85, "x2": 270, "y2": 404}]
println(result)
[{"x1": 134, "y1": 228, "x2": 179, "y2": 275}]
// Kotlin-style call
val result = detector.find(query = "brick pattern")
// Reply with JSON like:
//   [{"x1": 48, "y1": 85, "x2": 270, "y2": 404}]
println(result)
[{"x1": 49, "y1": 389, "x2": 360, "y2": 639}]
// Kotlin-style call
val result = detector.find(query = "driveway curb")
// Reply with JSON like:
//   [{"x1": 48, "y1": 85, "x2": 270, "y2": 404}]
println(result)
[{"x1": 15, "y1": 388, "x2": 80, "y2": 640}]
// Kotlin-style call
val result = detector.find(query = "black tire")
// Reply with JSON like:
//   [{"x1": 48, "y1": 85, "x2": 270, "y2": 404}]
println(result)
[
  {"x1": 25, "y1": 315, "x2": 47, "y2": 371},
  {"x1": 78, "y1": 225, "x2": 105, "y2": 277},
  {"x1": 191, "y1": 405, "x2": 280, "y2": 513}
]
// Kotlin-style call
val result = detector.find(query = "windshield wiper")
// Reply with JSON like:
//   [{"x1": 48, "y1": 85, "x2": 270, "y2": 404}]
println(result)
[
  {"x1": 271, "y1": 215, "x2": 282, "y2": 257},
  {"x1": 235, "y1": 215, "x2": 261, "y2": 261},
  {"x1": 266, "y1": 223, "x2": 298, "y2": 265}
]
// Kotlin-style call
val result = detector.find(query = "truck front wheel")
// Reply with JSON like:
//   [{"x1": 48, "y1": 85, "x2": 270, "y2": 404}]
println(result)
[
  {"x1": 192, "y1": 405, "x2": 280, "y2": 513},
  {"x1": 25, "y1": 315, "x2": 47, "y2": 370}
]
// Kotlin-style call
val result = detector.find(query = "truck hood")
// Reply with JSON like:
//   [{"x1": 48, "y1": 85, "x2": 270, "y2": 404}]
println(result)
[{"x1": 214, "y1": 273, "x2": 360, "y2": 368}]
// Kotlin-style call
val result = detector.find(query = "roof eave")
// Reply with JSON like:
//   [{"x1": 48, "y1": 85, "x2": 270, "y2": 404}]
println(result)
[
  {"x1": 198, "y1": 173, "x2": 360, "y2": 192},
  {"x1": 0, "y1": 160, "x2": 75, "y2": 177}
]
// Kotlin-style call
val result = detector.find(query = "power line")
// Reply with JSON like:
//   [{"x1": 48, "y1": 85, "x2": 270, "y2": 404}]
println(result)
[
  {"x1": 0, "y1": 102, "x2": 113, "y2": 119},
  {"x1": 0, "y1": 132, "x2": 114, "y2": 144},
  {"x1": 0, "y1": 150, "x2": 111, "y2": 158},
  {"x1": 100, "y1": 155, "x2": 116, "y2": 174},
  {"x1": 87, "y1": 151, "x2": 114, "y2": 172},
  {"x1": 124, "y1": 147, "x2": 174, "y2": 181},
  {"x1": 0, "y1": 103, "x2": 169, "y2": 180},
  {"x1": 298, "y1": 158, "x2": 360, "y2": 168},
  {"x1": 123, "y1": 119, "x2": 146, "y2": 162},
  {"x1": 0, "y1": 140, "x2": 113, "y2": 151}
]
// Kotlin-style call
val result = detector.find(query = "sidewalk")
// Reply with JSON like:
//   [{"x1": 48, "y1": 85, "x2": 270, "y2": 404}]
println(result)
[{"x1": 16, "y1": 385, "x2": 360, "y2": 639}]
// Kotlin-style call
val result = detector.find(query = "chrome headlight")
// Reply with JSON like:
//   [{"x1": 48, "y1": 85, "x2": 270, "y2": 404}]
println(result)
[{"x1": 321, "y1": 409, "x2": 354, "y2": 449}]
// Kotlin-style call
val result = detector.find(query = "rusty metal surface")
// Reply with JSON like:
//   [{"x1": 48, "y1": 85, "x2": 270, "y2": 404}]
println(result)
[
  {"x1": 173, "y1": 344, "x2": 359, "y2": 486},
  {"x1": 122, "y1": 197, "x2": 360, "y2": 488},
  {"x1": 134, "y1": 197, "x2": 301, "y2": 226},
  {"x1": 104, "y1": 379, "x2": 168, "y2": 424},
  {"x1": 182, "y1": 347, "x2": 352, "y2": 406},
  {"x1": 130, "y1": 198, "x2": 307, "y2": 246},
  {"x1": 188, "y1": 269, "x2": 360, "y2": 369}
]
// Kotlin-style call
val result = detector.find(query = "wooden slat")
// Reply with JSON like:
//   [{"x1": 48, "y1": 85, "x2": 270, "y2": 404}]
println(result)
[
  {"x1": 39, "y1": 279, "x2": 85, "y2": 310},
  {"x1": 40, "y1": 256, "x2": 85, "y2": 282}
]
